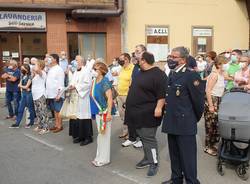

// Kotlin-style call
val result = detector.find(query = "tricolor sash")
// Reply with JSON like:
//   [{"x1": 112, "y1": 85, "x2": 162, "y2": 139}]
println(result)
[{"x1": 90, "y1": 78, "x2": 108, "y2": 134}]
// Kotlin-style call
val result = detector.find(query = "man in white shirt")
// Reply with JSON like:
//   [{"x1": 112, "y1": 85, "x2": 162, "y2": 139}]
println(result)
[{"x1": 46, "y1": 54, "x2": 65, "y2": 133}]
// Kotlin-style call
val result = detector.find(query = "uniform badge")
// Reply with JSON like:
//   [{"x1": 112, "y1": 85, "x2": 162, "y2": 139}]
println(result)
[
  {"x1": 193, "y1": 80, "x2": 200, "y2": 86},
  {"x1": 176, "y1": 87, "x2": 180, "y2": 96}
]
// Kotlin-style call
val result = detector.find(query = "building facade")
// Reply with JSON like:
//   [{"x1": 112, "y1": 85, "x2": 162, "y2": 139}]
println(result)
[
  {"x1": 0, "y1": 0, "x2": 122, "y2": 87},
  {"x1": 123, "y1": 0, "x2": 249, "y2": 61}
]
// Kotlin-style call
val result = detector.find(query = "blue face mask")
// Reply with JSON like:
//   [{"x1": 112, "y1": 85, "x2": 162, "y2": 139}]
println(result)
[
  {"x1": 167, "y1": 59, "x2": 178, "y2": 69},
  {"x1": 71, "y1": 61, "x2": 78, "y2": 72},
  {"x1": 231, "y1": 55, "x2": 238, "y2": 63}
]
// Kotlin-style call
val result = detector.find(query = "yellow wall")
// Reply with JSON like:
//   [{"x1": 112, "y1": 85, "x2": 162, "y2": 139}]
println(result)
[{"x1": 125, "y1": 0, "x2": 249, "y2": 55}]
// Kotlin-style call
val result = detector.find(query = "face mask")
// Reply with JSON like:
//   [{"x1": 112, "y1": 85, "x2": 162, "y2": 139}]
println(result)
[
  {"x1": 167, "y1": 59, "x2": 178, "y2": 70},
  {"x1": 231, "y1": 55, "x2": 238, "y2": 63},
  {"x1": 223, "y1": 64, "x2": 228, "y2": 71},
  {"x1": 239, "y1": 62, "x2": 248, "y2": 69},
  {"x1": 8, "y1": 65, "x2": 13, "y2": 69},
  {"x1": 198, "y1": 58, "x2": 203, "y2": 61},
  {"x1": 73, "y1": 62, "x2": 78, "y2": 69},
  {"x1": 224, "y1": 53, "x2": 231, "y2": 58},
  {"x1": 47, "y1": 58, "x2": 52, "y2": 65},
  {"x1": 112, "y1": 61, "x2": 117, "y2": 65},
  {"x1": 61, "y1": 55, "x2": 66, "y2": 59},
  {"x1": 91, "y1": 70, "x2": 98, "y2": 78},
  {"x1": 118, "y1": 59, "x2": 125, "y2": 66}
]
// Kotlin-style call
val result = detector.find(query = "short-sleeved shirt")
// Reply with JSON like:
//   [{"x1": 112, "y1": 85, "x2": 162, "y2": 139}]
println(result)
[
  {"x1": 187, "y1": 55, "x2": 197, "y2": 70},
  {"x1": 46, "y1": 65, "x2": 65, "y2": 99},
  {"x1": 4, "y1": 68, "x2": 21, "y2": 92},
  {"x1": 125, "y1": 67, "x2": 167, "y2": 128},
  {"x1": 59, "y1": 58, "x2": 68, "y2": 72},
  {"x1": 226, "y1": 63, "x2": 241, "y2": 90},
  {"x1": 21, "y1": 75, "x2": 32, "y2": 92},
  {"x1": 117, "y1": 64, "x2": 134, "y2": 96}
]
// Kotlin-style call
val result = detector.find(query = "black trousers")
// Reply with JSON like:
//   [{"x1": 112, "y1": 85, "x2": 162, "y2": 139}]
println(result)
[
  {"x1": 69, "y1": 119, "x2": 79, "y2": 138},
  {"x1": 167, "y1": 134, "x2": 200, "y2": 184},
  {"x1": 69, "y1": 119, "x2": 93, "y2": 141},
  {"x1": 128, "y1": 124, "x2": 138, "y2": 142}
]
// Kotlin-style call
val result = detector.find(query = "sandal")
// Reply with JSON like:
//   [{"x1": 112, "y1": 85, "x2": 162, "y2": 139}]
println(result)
[
  {"x1": 91, "y1": 160, "x2": 110, "y2": 167},
  {"x1": 5, "y1": 116, "x2": 14, "y2": 119},
  {"x1": 118, "y1": 133, "x2": 128, "y2": 139},
  {"x1": 204, "y1": 147, "x2": 217, "y2": 156}
]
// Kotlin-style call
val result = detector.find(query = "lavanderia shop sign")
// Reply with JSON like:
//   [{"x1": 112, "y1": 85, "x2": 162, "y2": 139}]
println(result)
[{"x1": 0, "y1": 11, "x2": 46, "y2": 32}]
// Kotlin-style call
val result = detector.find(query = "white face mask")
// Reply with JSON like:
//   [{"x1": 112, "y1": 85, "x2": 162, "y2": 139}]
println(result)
[
  {"x1": 224, "y1": 53, "x2": 231, "y2": 59},
  {"x1": 112, "y1": 61, "x2": 117, "y2": 65},
  {"x1": 8, "y1": 65, "x2": 13, "y2": 69},
  {"x1": 240, "y1": 62, "x2": 248, "y2": 69},
  {"x1": 91, "y1": 70, "x2": 98, "y2": 78},
  {"x1": 223, "y1": 64, "x2": 228, "y2": 71}
]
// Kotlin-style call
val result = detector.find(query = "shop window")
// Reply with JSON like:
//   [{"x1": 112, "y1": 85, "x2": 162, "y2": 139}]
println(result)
[
  {"x1": 0, "y1": 32, "x2": 46, "y2": 87},
  {"x1": 146, "y1": 25, "x2": 169, "y2": 62},
  {"x1": 68, "y1": 33, "x2": 106, "y2": 62},
  {"x1": 192, "y1": 27, "x2": 213, "y2": 56}
]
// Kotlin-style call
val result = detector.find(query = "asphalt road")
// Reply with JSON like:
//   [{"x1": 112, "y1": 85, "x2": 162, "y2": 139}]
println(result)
[{"x1": 0, "y1": 98, "x2": 248, "y2": 184}]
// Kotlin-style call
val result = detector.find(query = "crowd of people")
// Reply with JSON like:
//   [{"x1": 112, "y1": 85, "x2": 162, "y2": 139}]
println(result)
[{"x1": 1, "y1": 45, "x2": 250, "y2": 184}]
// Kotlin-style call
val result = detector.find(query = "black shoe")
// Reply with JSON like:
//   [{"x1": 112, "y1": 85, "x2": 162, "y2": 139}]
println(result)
[
  {"x1": 9, "y1": 124, "x2": 19, "y2": 128},
  {"x1": 162, "y1": 179, "x2": 173, "y2": 184},
  {"x1": 73, "y1": 137, "x2": 80, "y2": 144},
  {"x1": 136, "y1": 159, "x2": 151, "y2": 169},
  {"x1": 147, "y1": 164, "x2": 158, "y2": 177},
  {"x1": 80, "y1": 138, "x2": 93, "y2": 146}
]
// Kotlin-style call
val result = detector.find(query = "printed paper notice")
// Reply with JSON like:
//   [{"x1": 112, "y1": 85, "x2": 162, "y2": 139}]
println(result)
[{"x1": 147, "y1": 44, "x2": 168, "y2": 61}]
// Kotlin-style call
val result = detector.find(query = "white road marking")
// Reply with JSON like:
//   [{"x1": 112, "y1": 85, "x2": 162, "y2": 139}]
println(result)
[
  {"x1": 24, "y1": 133, "x2": 64, "y2": 152},
  {"x1": 112, "y1": 170, "x2": 149, "y2": 184}
]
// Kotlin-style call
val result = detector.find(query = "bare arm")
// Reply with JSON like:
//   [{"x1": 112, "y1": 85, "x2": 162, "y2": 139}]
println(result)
[
  {"x1": 20, "y1": 79, "x2": 32, "y2": 90},
  {"x1": 154, "y1": 98, "x2": 165, "y2": 117},
  {"x1": 206, "y1": 72, "x2": 218, "y2": 112},
  {"x1": 105, "y1": 88, "x2": 113, "y2": 122}
]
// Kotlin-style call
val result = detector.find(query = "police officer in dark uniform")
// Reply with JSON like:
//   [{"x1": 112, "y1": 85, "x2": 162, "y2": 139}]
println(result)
[{"x1": 161, "y1": 47, "x2": 205, "y2": 184}]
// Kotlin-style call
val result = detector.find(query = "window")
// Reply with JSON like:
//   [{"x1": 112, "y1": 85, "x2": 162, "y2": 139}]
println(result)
[
  {"x1": 192, "y1": 27, "x2": 213, "y2": 56},
  {"x1": 146, "y1": 25, "x2": 169, "y2": 62}
]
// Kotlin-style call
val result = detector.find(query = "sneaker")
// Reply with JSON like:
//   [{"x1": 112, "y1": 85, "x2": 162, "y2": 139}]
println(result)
[
  {"x1": 9, "y1": 124, "x2": 19, "y2": 128},
  {"x1": 122, "y1": 140, "x2": 137, "y2": 147},
  {"x1": 147, "y1": 164, "x2": 158, "y2": 177},
  {"x1": 39, "y1": 129, "x2": 49, "y2": 135},
  {"x1": 24, "y1": 124, "x2": 32, "y2": 129},
  {"x1": 133, "y1": 140, "x2": 143, "y2": 148},
  {"x1": 136, "y1": 159, "x2": 151, "y2": 169}
]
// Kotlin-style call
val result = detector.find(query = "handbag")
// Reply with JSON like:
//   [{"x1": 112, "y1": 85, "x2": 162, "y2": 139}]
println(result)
[{"x1": 60, "y1": 90, "x2": 78, "y2": 119}]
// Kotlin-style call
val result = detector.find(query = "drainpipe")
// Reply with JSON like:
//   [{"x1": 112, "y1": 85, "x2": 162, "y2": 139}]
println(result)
[
  {"x1": 247, "y1": 0, "x2": 250, "y2": 49},
  {"x1": 71, "y1": 0, "x2": 124, "y2": 18},
  {"x1": 121, "y1": 0, "x2": 128, "y2": 52}
]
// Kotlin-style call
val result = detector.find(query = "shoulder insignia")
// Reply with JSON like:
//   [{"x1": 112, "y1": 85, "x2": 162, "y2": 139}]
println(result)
[{"x1": 193, "y1": 80, "x2": 200, "y2": 86}]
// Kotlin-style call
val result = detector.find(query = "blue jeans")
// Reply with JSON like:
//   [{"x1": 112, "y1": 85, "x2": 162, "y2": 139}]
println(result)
[
  {"x1": 6, "y1": 91, "x2": 21, "y2": 117},
  {"x1": 16, "y1": 91, "x2": 35, "y2": 126}
]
